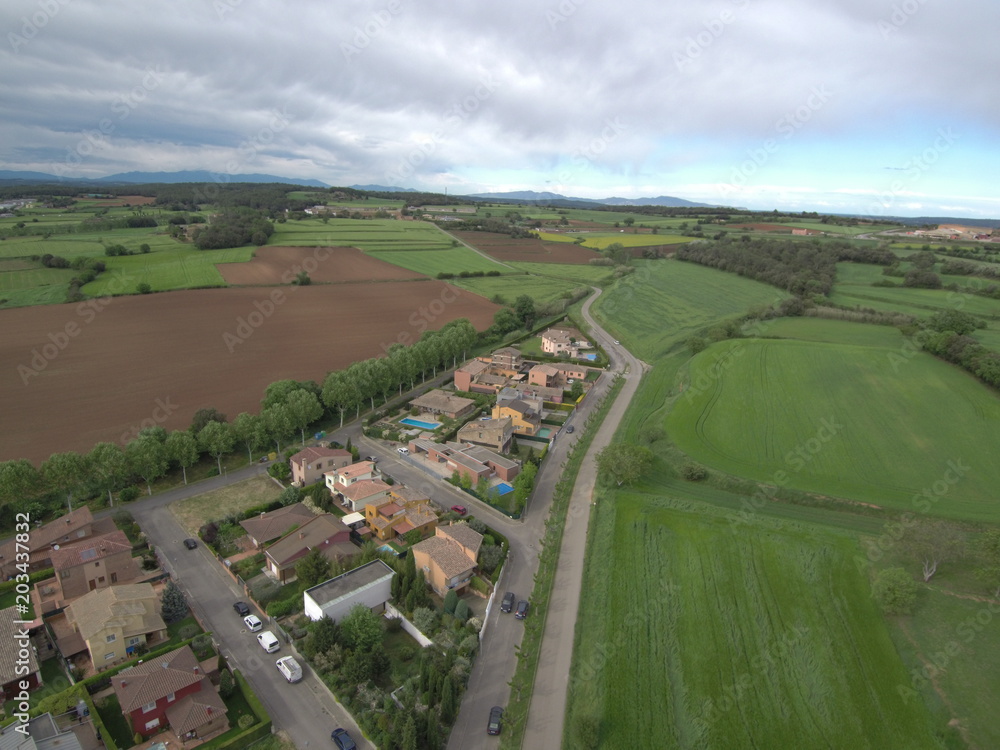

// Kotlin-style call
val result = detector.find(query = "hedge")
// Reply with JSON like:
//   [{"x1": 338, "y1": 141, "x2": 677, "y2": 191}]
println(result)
[
  {"x1": 0, "y1": 567, "x2": 54, "y2": 595},
  {"x1": 196, "y1": 669, "x2": 272, "y2": 750},
  {"x1": 81, "y1": 636, "x2": 199, "y2": 694}
]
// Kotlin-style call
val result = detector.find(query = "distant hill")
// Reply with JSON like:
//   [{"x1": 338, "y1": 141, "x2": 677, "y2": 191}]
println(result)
[
  {"x1": 349, "y1": 184, "x2": 418, "y2": 193},
  {"x1": 463, "y1": 189, "x2": 716, "y2": 208},
  {"x1": 0, "y1": 169, "x2": 328, "y2": 187}
]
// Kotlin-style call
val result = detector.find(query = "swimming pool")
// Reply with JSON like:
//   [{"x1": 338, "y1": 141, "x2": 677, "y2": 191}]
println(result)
[
  {"x1": 537, "y1": 427, "x2": 552, "y2": 439},
  {"x1": 399, "y1": 417, "x2": 442, "y2": 430},
  {"x1": 496, "y1": 483, "x2": 514, "y2": 496},
  {"x1": 583, "y1": 353, "x2": 598, "y2": 361}
]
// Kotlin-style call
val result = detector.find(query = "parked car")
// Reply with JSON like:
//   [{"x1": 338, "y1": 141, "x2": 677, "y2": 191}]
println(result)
[
  {"x1": 276, "y1": 655, "x2": 303, "y2": 683},
  {"x1": 365, "y1": 455, "x2": 377, "y2": 462},
  {"x1": 566, "y1": 425, "x2": 575, "y2": 434},
  {"x1": 257, "y1": 455, "x2": 269, "y2": 463},
  {"x1": 243, "y1": 614, "x2": 262, "y2": 632},
  {"x1": 331, "y1": 728, "x2": 357, "y2": 750},
  {"x1": 397, "y1": 446, "x2": 409, "y2": 455},
  {"x1": 614, "y1": 340, "x2": 620, "y2": 344},
  {"x1": 233, "y1": 601, "x2": 250, "y2": 616},
  {"x1": 257, "y1": 631, "x2": 280, "y2": 653},
  {"x1": 487, "y1": 706, "x2": 504, "y2": 736},
  {"x1": 500, "y1": 592, "x2": 515, "y2": 613},
  {"x1": 451, "y1": 505, "x2": 467, "y2": 516},
  {"x1": 515, "y1": 600, "x2": 529, "y2": 620},
  {"x1": 183, "y1": 538, "x2": 198, "y2": 550}
]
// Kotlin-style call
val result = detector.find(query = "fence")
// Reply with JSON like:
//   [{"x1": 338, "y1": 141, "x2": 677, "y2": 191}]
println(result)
[{"x1": 384, "y1": 603, "x2": 433, "y2": 647}]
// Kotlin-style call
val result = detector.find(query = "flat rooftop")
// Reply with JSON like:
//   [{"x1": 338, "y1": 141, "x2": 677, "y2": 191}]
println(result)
[{"x1": 304, "y1": 559, "x2": 395, "y2": 608}]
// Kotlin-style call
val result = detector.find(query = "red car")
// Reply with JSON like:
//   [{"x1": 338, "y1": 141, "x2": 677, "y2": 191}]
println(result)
[{"x1": 451, "y1": 505, "x2": 467, "y2": 516}]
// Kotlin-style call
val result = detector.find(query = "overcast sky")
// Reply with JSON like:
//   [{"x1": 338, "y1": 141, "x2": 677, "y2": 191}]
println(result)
[{"x1": 2, "y1": 0, "x2": 998, "y2": 217}]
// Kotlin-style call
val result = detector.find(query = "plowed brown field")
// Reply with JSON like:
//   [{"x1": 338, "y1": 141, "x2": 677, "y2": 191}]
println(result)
[
  {"x1": 218, "y1": 246, "x2": 425, "y2": 285},
  {"x1": 452, "y1": 231, "x2": 601, "y2": 264},
  {"x1": 1, "y1": 283, "x2": 497, "y2": 463}
]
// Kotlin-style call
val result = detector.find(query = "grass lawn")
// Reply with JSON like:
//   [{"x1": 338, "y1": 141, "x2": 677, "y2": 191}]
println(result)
[
  {"x1": 167, "y1": 614, "x2": 204, "y2": 642},
  {"x1": 95, "y1": 693, "x2": 136, "y2": 749},
  {"x1": 668, "y1": 336, "x2": 1000, "y2": 521},
  {"x1": 171, "y1": 476, "x2": 283, "y2": 534},
  {"x1": 591, "y1": 259, "x2": 789, "y2": 360},
  {"x1": 222, "y1": 683, "x2": 256, "y2": 727},
  {"x1": 566, "y1": 497, "x2": 943, "y2": 750}
]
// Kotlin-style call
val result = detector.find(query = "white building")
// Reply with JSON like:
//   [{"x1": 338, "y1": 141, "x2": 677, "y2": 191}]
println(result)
[{"x1": 303, "y1": 560, "x2": 395, "y2": 622}]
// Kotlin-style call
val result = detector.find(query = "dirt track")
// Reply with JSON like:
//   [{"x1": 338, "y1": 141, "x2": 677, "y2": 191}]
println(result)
[
  {"x1": 217, "y1": 246, "x2": 425, "y2": 285},
  {"x1": 1, "y1": 283, "x2": 497, "y2": 463}
]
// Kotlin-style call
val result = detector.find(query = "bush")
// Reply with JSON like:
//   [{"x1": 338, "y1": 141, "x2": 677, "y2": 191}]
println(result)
[
  {"x1": 873, "y1": 567, "x2": 918, "y2": 615},
  {"x1": 119, "y1": 486, "x2": 140, "y2": 503},
  {"x1": 266, "y1": 597, "x2": 299, "y2": 619},
  {"x1": 219, "y1": 669, "x2": 235, "y2": 698},
  {"x1": 478, "y1": 545, "x2": 504, "y2": 575},
  {"x1": 454, "y1": 600, "x2": 469, "y2": 622},
  {"x1": 412, "y1": 607, "x2": 437, "y2": 634},
  {"x1": 238, "y1": 714, "x2": 256, "y2": 729},
  {"x1": 680, "y1": 462, "x2": 708, "y2": 481},
  {"x1": 443, "y1": 589, "x2": 458, "y2": 615}
]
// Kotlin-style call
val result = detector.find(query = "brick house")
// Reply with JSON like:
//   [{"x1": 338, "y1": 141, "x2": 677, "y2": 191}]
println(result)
[
  {"x1": 113, "y1": 645, "x2": 227, "y2": 740},
  {"x1": 289, "y1": 447, "x2": 352, "y2": 486},
  {"x1": 458, "y1": 417, "x2": 514, "y2": 453},
  {"x1": 409, "y1": 440, "x2": 520, "y2": 483},
  {"x1": 239, "y1": 502, "x2": 316, "y2": 548},
  {"x1": 46, "y1": 530, "x2": 140, "y2": 607},
  {"x1": 0, "y1": 605, "x2": 41, "y2": 703},
  {"x1": 412, "y1": 523, "x2": 484, "y2": 597},
  {"x1": 264, "y1": 515, "x2": 356, "y2": 584}
]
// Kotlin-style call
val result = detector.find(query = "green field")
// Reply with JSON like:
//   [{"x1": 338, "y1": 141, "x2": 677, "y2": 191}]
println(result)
[
  {"x1": 591, "y1": 260, "x2": 789, "y2": 360},
  {"x1": 267, "y1": 218, "x2": 454, "y2": 251},
  {"x1": 782, "y1": 221, "x2": 900, "y2": 236},
  {"x1": 82, "y1": 245, "x2": 254, "y2": 294},
  {"x1": 667, "y1": 335, "x2": 1000, "y2": 521},
  {"x1": 537, "y1": 232, "x2": 577, "y2": 243},
  {"x1": 509, "y1": 262, "x2": 614, "y2": 284},
  {"x1": 576, "y1": 233, "x2": 692, "y2": 249},
  {"x1": 450, "y1": 273, "x2": 583, "y2": 306},
  {"x1": 565, "y1": 498, "x2": 941, "y2": 750},
  {"x1": 367, "y1": 248, "x2": 509, "y2": 276}
]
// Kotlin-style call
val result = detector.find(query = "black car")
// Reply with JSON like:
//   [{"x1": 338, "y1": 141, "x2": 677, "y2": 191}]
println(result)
[
  {"x1": 365, "y1": 456, "x2": 377, "y2": 462},
  {"x1": 183, "y1": 538, "x2": 198, "y2": 550},
  {"x1": 331, "y1": 728, "x2": 357, "y2": 750},
  {"x1": 515, "y1": 600, "x2": 529, "y2": 620},
  {"x1": 500, "y1": 592, "x2": 515, "y2": 613},
  {"x1": 233, "y1": 601, "x2": 250, "y2": 617},
  {"x1": 487, "y1": 706, "x2": 504, "y2": 736},
  {"x1": 566, "y1": 425, "x2": 575, "y2": 434}
]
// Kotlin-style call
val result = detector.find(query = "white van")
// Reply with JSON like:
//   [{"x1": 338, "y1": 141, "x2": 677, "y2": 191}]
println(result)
[
  {"x1": 276, "y1": 655, "x2": 303, "y2": 683},
  {"x1": 256, "y1": 631, "x2": 280, "y2": 653},
  {"x1": 397, "y1": 446, "x2": 409, "y2": 455}
]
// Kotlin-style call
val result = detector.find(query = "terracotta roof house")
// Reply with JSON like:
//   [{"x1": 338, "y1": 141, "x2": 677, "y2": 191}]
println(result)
[
  {"x1": 490, "y1": 347, "x2": 523, "y2": 374},
  {"x1": 0, "y1": 507, "x2": 115, "y2": 579},
  {"x1": 541, "y1": 326, "x2": 591, "y2": 357},
  {"x1": 264, "y1": 515, "x2": 356, "y2": 584},
  {"x1": 113, "y1": 644, "x2": 227, "y2": 741},
  {"x1": 528, "y1": 363, "x2": 560, "y2": 388},
  {"x1": 239, "y1": 502, "x2": 316, "y2": 548},
  {"x1": 453, "y1": 359, "x2": 491, "y2": 392},
  {"x1": 458, "y1": 417, "x2": 514, "y2": 453},
  {"x1": 365, "y1": 498, "x2": 438, "y2": 542},
  {"x1": 0, "y1": 605, "x2": 41, "y2": 704},
  {"x1": 409, "y1": 389, "x2": 476, "y2": 420},
  {"x1": 43, "y1": 530, "x2": 140, "y2": 608},
  {"x1": 492, "y1": 399, "x2": 541, "y2": 436},
  {"x1": 412, "y1": 523, "x2": 484, "y2": 597},
  {"x1": 408, "y1": 440, "x2": 521, "y2": 483},
  {"x1": 289, "y1": 447, "x2": 352, "y2": 487},
  {"x1": 63, "y1": 583, "x2": 167, "y2": 668},
  {"x1": 388, "y1": 485, "x2": 431, "y2": 506},
  {"x1": 324, "y1": 460, "x2": 379, "y2": 495},
  {"x1": 338, "y1": 479, "x2": 393, "y2": 513}
]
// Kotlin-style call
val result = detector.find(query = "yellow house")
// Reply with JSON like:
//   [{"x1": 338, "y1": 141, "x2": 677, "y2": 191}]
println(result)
[
  {"x1": 491, "y1": 399, "x2": 540, "y2": 436},
  {"x1": 64, "y1": 583, "x2": 167, "y2": 668}
]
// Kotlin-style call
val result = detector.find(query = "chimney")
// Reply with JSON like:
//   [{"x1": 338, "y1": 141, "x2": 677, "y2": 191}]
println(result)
[
  {"x1": 193, "y1": 666, "x2": 200, "y2": 674},
  {"x1": 120, "y1": 680, "x2": 127, "y2": 687}
]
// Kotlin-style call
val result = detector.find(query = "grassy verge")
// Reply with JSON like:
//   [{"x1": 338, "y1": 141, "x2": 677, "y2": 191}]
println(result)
[
  {"x1": 170, "y1": 476, "x2": 283, "y2": 534},
  {"x1": 500, "y1": 374, "x2": 625, "y2": 748}
]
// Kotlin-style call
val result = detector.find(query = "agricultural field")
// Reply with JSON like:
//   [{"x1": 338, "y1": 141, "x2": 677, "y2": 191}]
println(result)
[
  {"x1": 576, "y1": 232, "x2": 693, "y2": 249},
  {"x1": 668, "y1": 335, "x2": 1000, "y2": 521},
  {"x1": 590, "y1": 259, "x2": 789, "y2": 360},
  {"x1": 781, "y1": 221, "x2": 900, "y2": 236},
  {"x1": 536, "y1": 231, "x2": 577, "y2": 243},
  {"x1": 449, "y1": 273, "x2": 584, "y2": 306},
  {"x1": 0, "y1": 281, "x2": 497, "y2": 463},
  {"x1": 565, "y1": 497, "x2": 942, "y2": 750},
  {"x1": 82, "y1": 244, "x2": 255, "y2": 295},
  {"x1": 367, "y1": 248, "x2": 509, "y2": 277},
  {"x1": 218, "y1": 246, "x2": 426, "y2": 285},
  {"x1": 508, "y1": 262, "x2": 614, "y2": 285},
  {"x1": 267, "y1": 218, "x2": 453, "y2": 252},
  {"x1": 452, "y1": 230, "x2": 602, "y2": 265}
]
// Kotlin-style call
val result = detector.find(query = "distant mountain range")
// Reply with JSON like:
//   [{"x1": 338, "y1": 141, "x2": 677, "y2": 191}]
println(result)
[
  {"x1": 0, "y1": 169, "x2": 329, "y2": 187},
  {"x1": 462, "y1": 190, "x2": 717, "y2": 208},
  {"x1": 349, "y1": 184, "x2": 418, "y2": 193}
]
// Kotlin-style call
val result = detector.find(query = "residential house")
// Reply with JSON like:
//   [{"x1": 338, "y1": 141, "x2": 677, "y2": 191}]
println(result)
[
  {"x1": 409, "y1": 390, "x2": 476, "y2": 420},
  {"x1": 62, "y1": 583, "x2": 167, "y2": 668},
  {"x1": 239, "y1": 502, "x2": 316, "y2": 548},
  {"x1": 453, "y1": 359, "x2": 491, "y2": 392},
  {"x1": 324, "y1": 460, "x2": 378, "y2": 495},
  {"x1": 303, "y1": 560, "x2": 395, "y2": 622},
  {"x1": 490, "y1": 347, "x2": 523, "y2": 374},
  {"x1": 264, "y1": 515, "x2": 356, "y2": 584},
  {"x1": 412, "y1": 523, "x2": 483, "y2": 597},
  {"x1": 0, "y1": 507, "x2": 115, "y2": 579},
  {"x1": 457, "y1": 417, "x2": 514, "y2": 453},
  {"x1": 408, "y1": 440, "x2": 520, "y2": 483},
  {"x1": 364, "y1": 496, "x2": 438, "y2": 542},
  {"x1": 113, "y1": 644, "x2": 227, "y2": 741},
  {"x1": 44, "y1": 530, "x2": 140, "y2": 608},
  {"x1": 339, "y1": 479, "x2": 393, "y2": 513},
  {"x1": 528, "y1": 363, "x2": 560, "y2": 388},
  {"x1": 541, "y1": 326, "x2": 591, "y2": 357},
  {"x1": 0, "y1": 605, "x2": 41, "y2": 703},
  {"x1": 289, "y1": 447, "x2": 352, "y2": 487},
  {"x1": 492, "y1": 399, "x2": 541, "y2": 436},
  {"x1": 0, "y1": 712, "x2": 84, "y2": 750}
]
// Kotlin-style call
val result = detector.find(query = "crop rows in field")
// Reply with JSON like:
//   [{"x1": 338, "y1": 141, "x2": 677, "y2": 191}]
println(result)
[
  {"x1": 566, "y1": 498, "x2": 939, "y2": 750},
  {"x1": 577, "y1": 233, "x2": 692, "y2": 249}
]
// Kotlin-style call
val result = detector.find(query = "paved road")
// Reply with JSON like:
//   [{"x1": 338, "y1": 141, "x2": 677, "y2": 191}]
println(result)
[
  {"x1": 132, "y1": 492, "x2": 372, "y2": 750},
  {"x1": 521, "y1": 289, "x2": 645, "y2": 748}
]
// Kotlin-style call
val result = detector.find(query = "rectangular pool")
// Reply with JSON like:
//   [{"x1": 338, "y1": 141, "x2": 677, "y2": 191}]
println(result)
[
  {"x1": 583, "y1": 353, "x2": 598, "y2": 361},
  {"x1": 399, "y1": 417, "x2": 442, "y2": 430},
  {"x1": 496, "y1": 483, "x2": 514, "y2": 496}
]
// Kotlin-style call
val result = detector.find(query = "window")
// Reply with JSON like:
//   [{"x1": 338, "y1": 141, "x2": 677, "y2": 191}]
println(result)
[
  {"x1": 104, "y1": 652, "x2": 115, "y2": 661},
  {"x1": 60, "y1": 569, "x2": 70, "y2": 579},
  {"x1": 128, "y1": 637, "x2": 140, "y2": 646},
  {"x1": 106, "y1": 634, "x2": 116, "y2": 643},
  {"x1": 144, "y1": 718, "x2": 160, "y2": 731},
  {"x1": 111, "y1": 572, "x2": 117, "y2": 583},
  {"x1": 95, "y1": 561, "x2": 100, "y2": 566},
  {"x1": 143, "y1": 701, "x2": 156, "y2": 713},
  {"x1": 97, "y1": 576, "x2": 105, "y2": 584},
  {"x1": 167, "y1": 692, "x2": 175, "y2": 703}
]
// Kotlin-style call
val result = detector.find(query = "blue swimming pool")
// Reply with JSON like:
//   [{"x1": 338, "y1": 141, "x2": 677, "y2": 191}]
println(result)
[
  {"x1": 583, "y1": 353, "x2": 598, "y2": 361},
  {"x1": 496, "y1": 483, "x2": 514, "y2": 496},
  {"x1": 399, "y1": 417, "x2": 441, "y2": 430}
]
